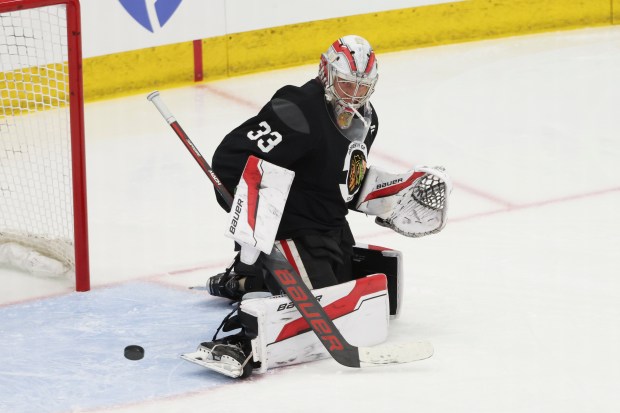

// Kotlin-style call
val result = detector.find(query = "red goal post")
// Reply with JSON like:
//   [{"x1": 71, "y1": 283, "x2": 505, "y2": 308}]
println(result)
[{"x1": 0, "y1": 0, "x2": 89, "y2": 291}]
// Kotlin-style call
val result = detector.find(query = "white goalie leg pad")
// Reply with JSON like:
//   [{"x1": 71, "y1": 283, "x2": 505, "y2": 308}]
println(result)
[
  {"x1": 225, "y1": 156, "x2": 295, "y2": 264},
  {"x1": 240, "y1": 273, "x2": 390, "y2": 373},
  {"x1": 356, "y1": 165, "x2": 452, "y2": 237}
]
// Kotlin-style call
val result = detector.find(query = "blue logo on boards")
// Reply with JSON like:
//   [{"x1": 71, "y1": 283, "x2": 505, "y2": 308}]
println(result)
[{"x1": 118, "y1": 0, "x2": 183, "y2": 32}]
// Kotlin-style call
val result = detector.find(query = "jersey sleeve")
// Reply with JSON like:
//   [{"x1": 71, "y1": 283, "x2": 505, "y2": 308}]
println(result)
[{"x1": 212, "y1": 86, "x2": 319, "y2": 210}]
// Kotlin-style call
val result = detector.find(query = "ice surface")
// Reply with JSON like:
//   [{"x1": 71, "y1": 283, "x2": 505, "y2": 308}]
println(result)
[
  {"x1": 1, "y1": 26, "x2": 619, "y2": 413},
  {"x1": 0, "y1": 283, "x2": 235, "y2": 413}
]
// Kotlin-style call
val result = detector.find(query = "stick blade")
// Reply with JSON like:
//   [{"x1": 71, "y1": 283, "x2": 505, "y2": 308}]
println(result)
[{"x1": 359, "y1": 340, "x2": 434, "y2": 366}]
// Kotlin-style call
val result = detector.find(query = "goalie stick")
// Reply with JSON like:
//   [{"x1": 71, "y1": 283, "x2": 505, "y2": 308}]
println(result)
[{"x1": 147, "y1": 90, "x2": 433, "y2": 368}]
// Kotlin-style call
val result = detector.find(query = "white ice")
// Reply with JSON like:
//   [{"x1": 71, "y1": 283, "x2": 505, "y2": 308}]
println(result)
[{"x1": 1, "y1": 26, "x2": 619, "y2": 413}]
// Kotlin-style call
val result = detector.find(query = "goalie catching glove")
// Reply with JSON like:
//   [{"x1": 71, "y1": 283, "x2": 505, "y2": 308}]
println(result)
[{"x1": 355, "y1": 165, "x2": 452, "y2": 237}]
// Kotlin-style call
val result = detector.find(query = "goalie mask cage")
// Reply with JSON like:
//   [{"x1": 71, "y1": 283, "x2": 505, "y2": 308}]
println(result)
[{"x1": 0, "y1": 0, "x2": 89, "y2": 291}]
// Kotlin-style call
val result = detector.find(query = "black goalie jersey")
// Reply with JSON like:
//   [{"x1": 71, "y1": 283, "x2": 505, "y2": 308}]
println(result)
[{"x1": 212, "y1": 78, "x2": 379, "y2": 240}]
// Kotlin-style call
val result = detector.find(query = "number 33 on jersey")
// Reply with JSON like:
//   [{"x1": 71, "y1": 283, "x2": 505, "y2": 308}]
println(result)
[{"x1": 247, "y1": 121, "x2": 282, "y2": 153}]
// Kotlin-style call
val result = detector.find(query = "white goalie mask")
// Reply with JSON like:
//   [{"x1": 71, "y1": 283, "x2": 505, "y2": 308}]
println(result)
[{"x1": 319, "y1": 35, "x2": 378, "y2": 130}]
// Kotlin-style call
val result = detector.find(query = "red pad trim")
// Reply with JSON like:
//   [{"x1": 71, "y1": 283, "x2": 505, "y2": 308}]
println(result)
[
  {"x1": 362, "y1": 171, "x2": 424, "y2": 203},
  {"x1": 274, "y1": 274, "x2": 387, "y2": 342},
  {"x1": 242, "y1": 156, "x2": 262, "y2": 231},
  {"x1": 277, "y1": 240, "x2": 301, "y2": 276},
  {"x1": 367, "y1": 244, "x2": 391, "y2": 251}
]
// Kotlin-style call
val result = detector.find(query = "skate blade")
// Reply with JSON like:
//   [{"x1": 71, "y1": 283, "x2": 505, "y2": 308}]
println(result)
[{"x1": 181, "y1": 349, "x2": 243, "y2": 378}]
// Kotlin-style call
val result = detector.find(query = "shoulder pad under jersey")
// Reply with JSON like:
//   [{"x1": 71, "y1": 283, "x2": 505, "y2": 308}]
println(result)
[{"x1": 270, "y1": 97, "x2": 310, "y2": 134}]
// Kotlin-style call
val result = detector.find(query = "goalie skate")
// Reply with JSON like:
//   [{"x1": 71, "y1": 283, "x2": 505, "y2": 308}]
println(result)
[{"x1": 181, "y1": 341, "x2": 253, "y2": 379}]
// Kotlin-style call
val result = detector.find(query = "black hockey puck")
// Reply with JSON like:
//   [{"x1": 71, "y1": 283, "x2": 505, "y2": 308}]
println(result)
[{"x1": 124, "y1": 345, "x2": 145, "y2": 360}]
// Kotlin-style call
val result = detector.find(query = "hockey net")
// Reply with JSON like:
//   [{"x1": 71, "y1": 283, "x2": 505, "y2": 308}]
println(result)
[{"x1": 0, "y1": 0, "x2": 89, "y2": 291}]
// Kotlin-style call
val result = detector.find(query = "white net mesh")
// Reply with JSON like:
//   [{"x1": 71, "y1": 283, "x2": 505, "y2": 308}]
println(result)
[{"x1": 0, "y1": 5, "x2": 74, "y2": 272}]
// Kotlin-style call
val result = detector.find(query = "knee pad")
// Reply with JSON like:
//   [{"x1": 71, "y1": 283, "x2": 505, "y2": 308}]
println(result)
[{"x1": 351, "y1": 244, "x2": 404, "y2": 319}]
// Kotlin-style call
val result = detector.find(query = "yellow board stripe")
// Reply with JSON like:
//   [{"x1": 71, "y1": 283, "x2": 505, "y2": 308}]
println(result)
[
  {"x1": 224, "y1": 0, "x2": 613, "y2": 77},
  {"x1": 1, "y1": 64, "x2": 69, "y2": 116},
  {"x1": 84, "y1": 0, "x2": 615, "y2": 101},
  {"x1": 3, "y1": 1, "x2": 617, "y2": 103}
]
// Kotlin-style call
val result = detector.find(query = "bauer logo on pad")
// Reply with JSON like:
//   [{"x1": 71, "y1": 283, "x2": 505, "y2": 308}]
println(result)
[{"x1": 118, "y1": 0, "x2": 183, "y2": 32}]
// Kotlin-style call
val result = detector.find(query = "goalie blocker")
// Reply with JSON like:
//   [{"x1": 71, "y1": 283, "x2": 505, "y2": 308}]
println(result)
[{"x1": 224, "y1": 155, "x2": 294, "y2": 265}]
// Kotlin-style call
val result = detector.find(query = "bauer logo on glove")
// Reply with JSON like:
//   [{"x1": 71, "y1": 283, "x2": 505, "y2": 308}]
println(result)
[{"x1": 355, "y1": 165, "x2": 452, "y2": 237}]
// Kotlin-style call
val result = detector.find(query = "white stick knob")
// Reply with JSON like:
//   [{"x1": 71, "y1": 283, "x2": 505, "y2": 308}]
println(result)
[{"x1": 147, "y1": 91, "x2": 176, "y2": 124}]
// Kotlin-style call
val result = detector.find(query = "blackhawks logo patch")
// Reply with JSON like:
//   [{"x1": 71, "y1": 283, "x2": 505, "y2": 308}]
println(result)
[{"x1": 340, "y1": 141, "x2": 368, "y2": 202}]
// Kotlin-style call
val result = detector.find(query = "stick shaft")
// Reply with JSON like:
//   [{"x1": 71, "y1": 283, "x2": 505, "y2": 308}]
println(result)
[{"x1": 147, "y1": 91, "x2": 233, "y2": 206}]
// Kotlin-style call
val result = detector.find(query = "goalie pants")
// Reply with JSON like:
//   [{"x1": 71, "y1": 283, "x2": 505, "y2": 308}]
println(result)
[{"x1": 236, "y1": 224, "x2": 355, "y2": 293}]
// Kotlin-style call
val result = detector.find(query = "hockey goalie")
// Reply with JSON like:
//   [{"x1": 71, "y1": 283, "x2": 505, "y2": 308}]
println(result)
[{"x1": 180, "y1": 35, "x2": 452, "y2": 378}]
